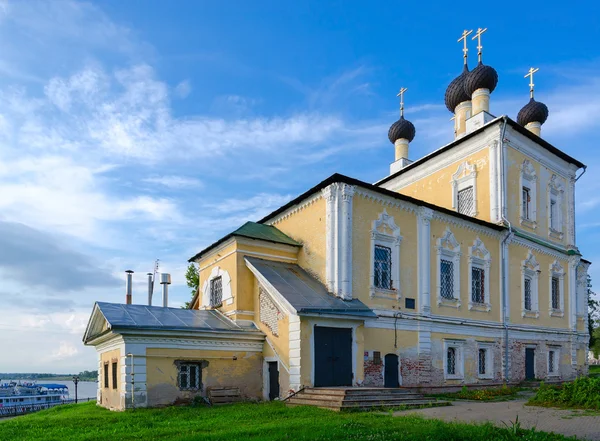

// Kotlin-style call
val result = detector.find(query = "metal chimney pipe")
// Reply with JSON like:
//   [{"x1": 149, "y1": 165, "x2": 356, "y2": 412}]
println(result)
[
  {"x1": 160, "y1": 273, "x2": 171, "y2": 307},
  {"x1": 125, "y1": 270, "x2": 134, "y2": 304},
  {"x1": 147, "y1": 273, "x2": 154, "y2": 306}
]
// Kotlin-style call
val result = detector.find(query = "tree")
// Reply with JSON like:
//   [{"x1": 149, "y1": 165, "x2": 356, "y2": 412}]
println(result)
[{"x1": 182, "y1": 263, "x2": 199, "y2": 309}]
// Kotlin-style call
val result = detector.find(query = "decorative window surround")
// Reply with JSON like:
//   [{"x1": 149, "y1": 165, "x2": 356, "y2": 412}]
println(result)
[
  {"x1": 477, "y1": 341, "x2": 494, "y2": 379},
  {"x1": 519, "y1": 160, "x2": 537, "y2": 229},
  {"x1": 547, "y1": 347, "x2": 560, "y2": 377},
  {"x1": 548, "y1": 175, "x2": 565, "y2": 240},
  {"x1": 451, "y1": 161, "x2": 478, "y2": 217},
  {"x1": 443, "y1": 339, "x2": 465, "y2": 380},
  {"x1": 467, "y1": 238, "x2": 491, "y2": 312},
  {"x1": 370, "y1": 209, "x2": 402, "y2": 300},
  {"x1": 201, "y1": 267, "x2": 233, "y2": 308},
  {"x1": 521, "y1": 251, "x2": 540, "y2": 318},
  {"x1": 549, "y1": 260, "x2": 565, "y2": 317},
  {"x1": 436, "y1": 227, "x2": 461, "y2": 308}
]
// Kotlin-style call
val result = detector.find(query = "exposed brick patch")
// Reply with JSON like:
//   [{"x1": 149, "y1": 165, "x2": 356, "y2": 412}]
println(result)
[
  {"x1": 259, "y1": 288, "x2": 280, "y2": 336},
  {"x1": 363, "y1": 360, "x2": 383, "y2": 386}
]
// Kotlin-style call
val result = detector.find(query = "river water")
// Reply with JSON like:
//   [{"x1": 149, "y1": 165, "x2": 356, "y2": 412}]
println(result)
[{"x1": 6, "y1": 380, "x2": 97, "y2": 400}]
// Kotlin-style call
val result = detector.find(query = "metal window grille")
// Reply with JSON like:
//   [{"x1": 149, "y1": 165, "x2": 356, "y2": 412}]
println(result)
[
  {"x1": 478, "y1": 349, "x2": 486, "y2": 375},
  {"x1": 447, "y1": 347, "x2": 456, "y2": 375},
  {"x1": 178, "y1": 363, "x2": 201, "y2": 390},
  {"x1": 524, "y1": 277, "x2": 532, "y2": 311},
  {"x1": 210, "y1": 276, "x2": 223, "y2": 307},
  {"x1": 374, "y1": 245, "x2": 392, "y2": 290},
  {"x1": 103, "y1": 363, "x2": 109, "y2": 388},
  {"x1": 457, "y1": 186, "x2": 474, "y2": 215},
  {"x1": 440, "y1": 259, "x2": 454, "y2": 299},
  {"x1": 111, "y1": 362, "x2": 117, "y2": 390},
  {"x1": 551, "y1": 277, "x2": 560, "y2": 310},
  {"x1": 548, "y1": 351, "x2": 555, "y2": 373},
  {"x1": 522, "y1": 187, "x2": 531, "y2": 220},
  {"x1": 471, "y1": 267, "x2": 485, "y2": 303}
]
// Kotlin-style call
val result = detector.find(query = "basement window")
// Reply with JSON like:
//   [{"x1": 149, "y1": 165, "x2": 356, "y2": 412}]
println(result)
[
  {"x1": 178, "y1": 363, "x2": 202, "y2": 391},
  {"x1": 112, "y1": 362, "x2": 118, "y2": 390},
  {"x1": 548, "y1": 349, "x2": 560, "y2": 377}
]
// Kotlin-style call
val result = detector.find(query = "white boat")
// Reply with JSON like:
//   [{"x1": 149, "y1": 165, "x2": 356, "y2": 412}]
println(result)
[{"x1": 0, "y1": 381, "x2": 69, "y2": 410}]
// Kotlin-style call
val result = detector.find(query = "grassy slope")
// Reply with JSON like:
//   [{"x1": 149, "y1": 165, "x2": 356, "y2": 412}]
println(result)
[{"x1": 0, "y1": 401, "x2": 574, "y2": 441}]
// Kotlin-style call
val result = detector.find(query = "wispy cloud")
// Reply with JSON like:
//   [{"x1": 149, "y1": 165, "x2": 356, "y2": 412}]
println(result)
[{"x1": 143, "y1": 175, "x2": 203, "y2": 189}]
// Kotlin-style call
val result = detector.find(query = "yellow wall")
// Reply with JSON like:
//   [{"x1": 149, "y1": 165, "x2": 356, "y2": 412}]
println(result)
[
  {"x1": 363, "y1": 327, "x2": 418, "y2": 353},
  {"x1": 145, "y1": 348, "x2": 262, "y2": 407},
  {"x1": 197, "y1": 242, "x2": 238, "y2": 314},
  {"x1": 429, "y1": 220, "x2": 502, "y2": 322},
  {"x1": 352, "y1": 195, "x2": 419, "y2": 310},
  {"x1": 508, "y1": 243, "x2": 570, "y2": 329},
  {"x1": 396, "y1": 148, "x2": 491, "y2": 222},
  {"x1": 270, "y1": 197, "x2": 326, "y2": 283},
  {"x1": 99, "y1": 348, "x2": 121, "y2": 410},
  {"x1": 253, "y1": 279, "x2": 290, "y2": 368},
  {"x1": 505, "y1": 146, "x2": 569, "y2": 247}
]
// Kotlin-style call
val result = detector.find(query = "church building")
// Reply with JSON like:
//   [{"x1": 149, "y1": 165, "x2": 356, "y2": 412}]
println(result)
[{"x1": 83, "y1": 29, "x2": 591, "y2": 410}]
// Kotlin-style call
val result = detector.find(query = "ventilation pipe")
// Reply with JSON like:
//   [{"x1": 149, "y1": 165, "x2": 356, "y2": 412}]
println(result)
[
  {"x1": 125, "y1": 270, "x2": 134, "y2": 304},
  {"x1": 147, "y1": 273, "x2": 154, "y2": 306},
  {"x1": 160, "y1": 273, "x2": 171, "y2": 307}
]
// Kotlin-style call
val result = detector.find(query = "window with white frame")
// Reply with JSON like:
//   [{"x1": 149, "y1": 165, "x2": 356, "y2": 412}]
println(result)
[
  {"x1": 201, "y1": 267, "x2": 233, "y2": 308},
  {"x1": 467, "y1": 238, "x2": 491, "y2": 311},
  {"x1": 369, "y1": 210, "x2": 402, "y2": 300},
  {"x1": 520, "y1": 160, "x2": 537, "y2": 228},
  {"x1": 477, "y1": 343, "x2": 494, "y2": 379},
  {"x1": 436, "y1": 228, "x2": 461, "y2": 308},
  {"x1": 547, "y1": 349, "x2": 559, "y2": 377},
  {"x1": 443, "y1": 340, "x2": 464, "y2": 380},
  {"x1": 451, "y1": 161, "x2": 477, "y2": 217},
  {"x1": 521, "y1": 251, "x2": 540, "y2": 318},
  {"x1": 210, "y1": 276, "x2": 223, "y2": 307},
  {"x1": 549, "y1": 260, "x2": 565, "y2": 317},
  {"x1": 177, "y1": 362, "x2": 202, "y2": 390},
  {"x1": 548, "y1": 175, "x2": 564, "y2": 239}
]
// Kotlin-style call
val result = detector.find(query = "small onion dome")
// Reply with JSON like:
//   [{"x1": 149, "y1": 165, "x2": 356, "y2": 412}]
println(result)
[
  {"x1": 517, "y1": 97, "x2": 549, "y2": 126},
  {"x1": 444, "y1": 64, "x2": 471, "y2": 112},
  {"x1": 388, "y1": 116, "x2": 416, "y2": 144},
  {"x1": 464, "y1": 62, "x2": 498, "y2": 96}
]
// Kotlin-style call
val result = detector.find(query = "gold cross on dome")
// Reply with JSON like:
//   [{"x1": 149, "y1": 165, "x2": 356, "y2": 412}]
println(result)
[
  {"x1": 471, "y1": 27, "x2": 488, "y2": 62},
  {"x1": 458, "y1": 29, "x2": 473, "y2": 62},
  {"x1": 397, "y1": 87, "x2": 408, "y2": 117},
  {"x1": 525, "y1": 67, "x2": 539, "y2": 98}
]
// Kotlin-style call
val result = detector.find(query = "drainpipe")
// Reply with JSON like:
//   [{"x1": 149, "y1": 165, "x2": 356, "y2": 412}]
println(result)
[{"x1": 499, "y1": 116, "x2": 512, "y2": 383}]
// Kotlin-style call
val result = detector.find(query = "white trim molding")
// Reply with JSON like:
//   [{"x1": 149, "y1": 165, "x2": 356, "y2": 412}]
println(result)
[
  {"x1": 521, "y1": 251, "x2": 540, "y2": 319},
  {"x1": 451, "y1": 161, "x2": 478, "y2": 216},
  {"x1": 370, "y1": 209, "x2": 403, "y2": 300},
  {"x1": 519, "y1": 159, "x2": 538, "y2": 230},
  {"x1": 201, "y1": 267, "x2": 233, "y2": 308},
  {"x1": 468, "y1": 237, "x2": 492, "y2": 312},
  {"x1": 549, "y1": 260, "x2": 565, "y2": 317},
  {"x1": 418, "y1": 207, "x2": 434, "y2": 314},
  {"x1": 436, "y1": 227, "x2": 461, "y2": 308},
  {"x1": 548, "y1": 174, "x2": 565, "y2": 240},
  {"x1": 443, "y1": 339, "x2": 465, "y2": 380}
]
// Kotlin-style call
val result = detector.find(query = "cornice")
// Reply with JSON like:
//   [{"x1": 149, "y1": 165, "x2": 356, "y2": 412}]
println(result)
[
  {"x1": 267, "y1": 193, "x2": 322, "y2": 226},
  {"x1": 354, "y1": 187, "x2": 418, "y2": 214},
  {"x1": 431, "y1": 211, "x2": 503, "y2": 238},
  {"x1": 510, "y1": 234, "x2": 570, "y2": 261}
]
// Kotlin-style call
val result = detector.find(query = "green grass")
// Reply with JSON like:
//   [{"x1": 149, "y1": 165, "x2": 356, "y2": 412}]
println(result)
[
  {"x1": 0, "y1": 401, "x2": 575, "y2": 440},
  {"x1": 428, "y1": 385, "x2": 524, "y2": 402},
  {"x1": 589, "y1": 365, "x2": 600, "y2": 378},
  {"x1": 528, "y1": 377, "x2": 600, "y2": 410}
]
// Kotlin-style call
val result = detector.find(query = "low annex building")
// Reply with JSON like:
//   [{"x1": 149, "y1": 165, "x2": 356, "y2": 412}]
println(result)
[{"x1": 84, "y1": 29, "x2": 591, "y2": 410}]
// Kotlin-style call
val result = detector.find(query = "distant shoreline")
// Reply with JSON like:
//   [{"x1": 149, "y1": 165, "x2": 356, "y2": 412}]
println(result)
[{"x1": 1, "y1": 373, "x2": 97, "y2": 382}]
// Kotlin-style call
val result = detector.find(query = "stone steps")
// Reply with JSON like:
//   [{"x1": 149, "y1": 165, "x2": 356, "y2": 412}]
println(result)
[{"x1": 286, "y1": 387, "x2": 449, "y2": 411}]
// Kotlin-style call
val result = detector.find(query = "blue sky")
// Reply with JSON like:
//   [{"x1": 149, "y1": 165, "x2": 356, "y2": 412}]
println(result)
[{"x1": 1, "y1": 0, "x2": 600, "y2": 372}]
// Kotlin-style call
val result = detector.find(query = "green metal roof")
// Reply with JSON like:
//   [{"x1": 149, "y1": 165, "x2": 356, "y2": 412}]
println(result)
[{"x1": 188, "y1": 221, "x2": 300, "y2": 262}]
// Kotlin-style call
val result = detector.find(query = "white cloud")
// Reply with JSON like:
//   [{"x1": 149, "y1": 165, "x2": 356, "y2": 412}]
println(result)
[
  {"x1": 143, "y1": 175, "x2": 203, "y2": 189},
  {"x1": 49, "y1": 341, "x2": 79, "y2": 361},
  {"x1": 174, "y1": 80, "x2": 191, "y2": 98}
]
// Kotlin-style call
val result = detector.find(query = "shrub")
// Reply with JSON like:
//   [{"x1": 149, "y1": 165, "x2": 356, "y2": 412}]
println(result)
[
  {"x1": 529, "y1": 377, "x2": 600, "y2": 409},
  {"x1": 435, "y1": 385, "x2": 522, "y2": 401}
]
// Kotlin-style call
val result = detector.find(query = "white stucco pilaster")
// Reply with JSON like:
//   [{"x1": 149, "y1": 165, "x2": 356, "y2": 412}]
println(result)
[
  {"x1": 568, "y1": 256, "x2": 580, "y2": 332},
  {"x1": 322, "y1": 184, "x2": 337, "y2": 293},
  {"x1": 417, "y1": 207, "x2": 433, "y2": 315},
  {"x1": 489, "y1": 139, "x2": 501, "y2": 223},
  {"x1": 121, "y1": 341, "x2": 148, "y2": 409},
  {"x1": 566, "y1": 165, "x2": 577, "y2": 249},
  {"x1": 340, "y1": 184, "x2": 355, "y2": 300},
  {"x1": 288, "y1": 314, "x2": 302, "y2": 391}
]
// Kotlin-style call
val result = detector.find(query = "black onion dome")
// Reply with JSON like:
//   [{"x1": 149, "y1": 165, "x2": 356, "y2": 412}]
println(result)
[
  {"x1": 444, "y1": 64, "x2": 471, "y2": 112},
  {"x1": 517, "y1": 97, "x2": 549, "y2": 126},
  {"x1": 464, "y1": 62, "x2": 498, "y2": 96},
  {"x1": 388, "y1": 116, "x2": 416, "y2": 143}
]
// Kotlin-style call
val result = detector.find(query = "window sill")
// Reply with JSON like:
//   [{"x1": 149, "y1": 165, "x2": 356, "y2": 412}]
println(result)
[
  {"x1": 438, "y1": 297, "x2": 461, "y2": 308},
  {"x1": 522, "y1": 310, "x2": 540, "y2": 319},
  {"x1": 520, "y1": 217, "x2": 537, "y2": 229},
  {"x1": 468, "y1": 302, "x2": 491, "y2": 312},
  {"x1": 444, "y1": 375, "x2": 464, "y2": 381},
  {"x1": 370, "y1": 287, "x2": 400, "y2": 301},
  {"x1": 549, "y1": 309, "x2": 565, "y2": 318},
  {"x1": 547, "y1": 373, "x2": 560, "y2": 378},
  {"x1": 549, "y1": 228, "x2": 563, "y2": 240},
  {"x1": 478, "y1": 375, "x2": 494, "y2": 380}
]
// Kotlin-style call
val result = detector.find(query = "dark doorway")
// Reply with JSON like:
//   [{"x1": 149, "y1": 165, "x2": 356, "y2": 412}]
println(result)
[
  {"x1": 314, "y1": 326, "x2": 352, "y2": 387},
  {"x1": 268, "y1": 361, "x2": 279, "y2": 400},
  {"x1": 384, "y1": 354, "x2": 399, "y2": 388},
  {"x1": 525, "y1": 348, "x2": 535, "y2": 380}
]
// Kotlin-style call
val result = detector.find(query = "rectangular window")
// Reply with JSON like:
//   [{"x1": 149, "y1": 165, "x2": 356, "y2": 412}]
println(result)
[
  {"x1": 112, "y1": 362, "x2": 118, "y2": 390},
  {"x1": 471, "y1": 267, "x2": 485, "y2": 304},
  {"x1": 103, "y1": 363, "x2": 109, "y2": 388},
  {"x1": 210, "y1": 276, "x2": 223, "y2": 307},
  {"x1": 550, "y1": 199, "x2": 557, "y2": 230},
  {"x1": 478, "y1": 349, "x2": 487, "y2": 375},
  {"x1": 524, "y1": 277, "x2": 532, "y2": 311},
  {"x1": 447, "y1": 347, "x2": 456, "y2": 375},
  {"x1": 457, "y1": 186, "x2": 474, "y2": 215},
  {"x1": 548, "y1": 350, "x2": 555, "y2": 373},
  {"x1": 178, "y1": 363, "x2": 201, "y2": 390},
  {"x1": 440, "y1": 259, "x2": 454, "y2": 299},
  {"x1": 551, "y1": 277, "x2": 560, "y2": 310},
  {"x1": 522, "y1": 187, "x2": 531, "y2": 220},
  {"x1": 374, "y1": 245, "x2": 392, "y2": 290}
]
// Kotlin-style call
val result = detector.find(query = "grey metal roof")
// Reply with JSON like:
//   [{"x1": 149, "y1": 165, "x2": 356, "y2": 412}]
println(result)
[
  {"x1": 245, "y1": 257, "x2": 376, "y2": 318},
  {"x1": 95, "y1": 302, "x2": 249, "y2": 332}
]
